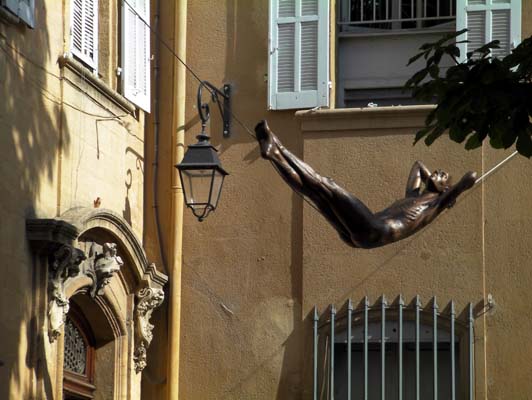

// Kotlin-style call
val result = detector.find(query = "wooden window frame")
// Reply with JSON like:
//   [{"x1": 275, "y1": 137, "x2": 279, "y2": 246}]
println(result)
[{"x1": 63, "y1": 304, "x2": 96, "y2": 400}]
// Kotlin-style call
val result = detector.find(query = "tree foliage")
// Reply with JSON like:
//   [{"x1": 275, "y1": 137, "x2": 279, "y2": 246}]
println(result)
[{"x1": 405, "y1": 30, "x2": 532, "y2": 157}]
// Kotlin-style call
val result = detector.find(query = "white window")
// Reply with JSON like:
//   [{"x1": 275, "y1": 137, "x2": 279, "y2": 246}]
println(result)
[
  {"x1": 268, "y1": 0, "x2": 330, "y2": 110},
  {"x1": 1, "y1": 0, "x2": 35, "y2": 28},
  {"x1": 456, "y1": 0, "x2": 521, "y2": 62},
  {"x1": 121, "y1": 0, "x2": 151, "y2": 112},
  {"x1": 337, "y1": 0, "x2": 521, "y2": 108},
  {"x1": 70, "y1": 0, "x2": 99, "y2": 71}
]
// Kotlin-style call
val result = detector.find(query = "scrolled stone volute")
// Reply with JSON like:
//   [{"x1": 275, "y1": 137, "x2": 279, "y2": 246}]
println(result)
[
  {"x1": 133, "y1": 285, "x2": 165, "y2": 373},
  {"x1": 48, "y1": 244, "x2": 86, "y2": 342}
]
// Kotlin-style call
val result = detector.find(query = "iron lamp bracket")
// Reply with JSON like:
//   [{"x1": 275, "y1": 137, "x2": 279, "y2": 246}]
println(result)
[{"x1": 197, "y1": 81, "x2": 232, "y2": 138}]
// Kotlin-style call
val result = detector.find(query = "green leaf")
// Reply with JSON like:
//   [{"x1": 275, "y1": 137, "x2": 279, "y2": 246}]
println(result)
[
  {"x1": 516, "y1": 131, "x2": 532, "y2": 157},
  {"x1": 449, "y1": 124, "x2": 469, "y2": 143},
  {"x1": 424, "y1": 126, "x2": 446, "y2": 146},
  {"x1": 465, "y1": 133, "x2": 483, "y2": 150},
  {"x1": 407, "y1": 52, "x2": 426, "y2": 66},
  {"x1": 429, "y1": 65, "x2": 440, "y2": 78},
  {"x1": 414, "y1": 126, "x2": 433, "y2": 144}
]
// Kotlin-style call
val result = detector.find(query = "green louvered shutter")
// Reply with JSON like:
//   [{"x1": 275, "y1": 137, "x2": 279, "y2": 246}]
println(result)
[
  {"x1": 456, "y1": 0, "x2": 521, "y2": 62},
  {"x1": 268, "y1": 0, "x2": 329, "y2": 110}
]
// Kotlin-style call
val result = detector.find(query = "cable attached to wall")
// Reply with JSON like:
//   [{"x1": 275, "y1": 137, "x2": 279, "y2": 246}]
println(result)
[{"x1": 122, "y1": 0, "x2": 519, "y2": 218}]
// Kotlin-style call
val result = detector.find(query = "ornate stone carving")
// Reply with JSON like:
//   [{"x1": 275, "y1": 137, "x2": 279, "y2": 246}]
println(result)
[
  {"x1": 48, "y1": 244, "x2": 86, "y2": 342},
  {"x1": 83, "y1": 242, "x2": 124, "y2": 298},
  {"x1": 134, "y1": 285, "x2": 165, "y2": 373}
]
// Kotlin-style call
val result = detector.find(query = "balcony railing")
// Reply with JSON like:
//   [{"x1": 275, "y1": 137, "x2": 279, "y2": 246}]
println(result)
[{"x1": 338, "y1": 0, "x2": 456, "y2": 33}]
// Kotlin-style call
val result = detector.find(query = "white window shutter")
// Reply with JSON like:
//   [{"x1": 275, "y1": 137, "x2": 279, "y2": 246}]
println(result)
[
  {"x1": 268, "y1": 0, "x2": 329, "y2": 110},
  {"x1": 70, "y1": 0, "x2": 98, "y2": 71},
  {"x1": 456, "y1": 0, "x2": 521, "y2": 62},
  {"x1": 1, "y1": 0, "x2": 35, "y2": 28},
  {"x1": 121, "y1": 0, "x2": 151, "y2": 112}
]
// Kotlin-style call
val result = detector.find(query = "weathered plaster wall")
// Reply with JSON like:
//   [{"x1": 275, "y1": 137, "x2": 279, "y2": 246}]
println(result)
[
  {"x1": 0, "y1": 1, "x2": 148, "y2": 398},
  {"x1": 176, "y1": 1, "x2": 306, "y2": 399},
  {"x1": 299, "y1": 107, "x2": 488, "y2": 398},
  {"x1": 170, "y1": 3, "x2": 532, "y2": 400}
]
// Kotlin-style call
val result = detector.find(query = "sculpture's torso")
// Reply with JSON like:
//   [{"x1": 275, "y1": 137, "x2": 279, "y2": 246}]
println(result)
[{"x1": 353, "y1": 192, "x2": 441, "y2": 248}]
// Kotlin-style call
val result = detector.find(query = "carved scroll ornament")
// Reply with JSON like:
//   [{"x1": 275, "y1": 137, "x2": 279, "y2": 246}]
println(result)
[
  {"x1": 84, "y1": 242, "x2": 124, "y2": 298},
  {"x1": 134, "y1": 285, "x2": 165, "y2": 373},
  {"x1": 48, "y1": 244, "x2": 86, "y2": 342}
]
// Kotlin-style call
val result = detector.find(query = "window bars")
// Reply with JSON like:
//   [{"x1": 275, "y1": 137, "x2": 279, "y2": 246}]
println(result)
[
  {"x1": 338, "y1": 0, "x2": 456, "y2": 32},
  {"x1": 313, "y1": 295, "x2": 475, "y2": 400}
]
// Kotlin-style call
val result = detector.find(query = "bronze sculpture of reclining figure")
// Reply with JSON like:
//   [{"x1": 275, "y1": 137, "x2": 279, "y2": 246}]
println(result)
[{"x1": 255, "y1": 120, "x2": 477, "y2": 249}]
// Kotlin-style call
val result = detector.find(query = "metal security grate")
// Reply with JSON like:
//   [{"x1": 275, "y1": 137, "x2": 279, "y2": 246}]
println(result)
[
  {"x1": 338, "y1": 0, "x2": 455, "y2": 33},
  {"x1": 64, "y1": 318, "x2": 88, "y2": 375},
  {"x1": 313, "y1": 295, "x2": 475, "y2": 400}
]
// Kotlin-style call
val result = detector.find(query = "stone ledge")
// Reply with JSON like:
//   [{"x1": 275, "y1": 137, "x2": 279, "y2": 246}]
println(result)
[
  {"x1": 295, "y1": 105, "x2": 435, "y2": 133},
  {"x1": 0, "y1": 7, "x2": 20, "y2": 25},
  {"x1": 58, "y1": 54, "x2": 136, "y2": 114}
]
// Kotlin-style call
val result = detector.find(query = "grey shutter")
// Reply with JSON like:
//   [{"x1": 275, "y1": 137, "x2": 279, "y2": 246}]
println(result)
[
  {"x1": 268, "y1": 0, "x2": 329, "y2": 110},
  {"x1": 70, "y1": 0, "x2": 98, "y2": 71},
  {"x1": 121, "y1": 0, "x2": 151, "y2": 112},
  {"x1": 456, "y1": 0, "x2": 521, "y2": 62},
  {"x1": 1, "y1": 0, "x2": 35, "y2": 28}
]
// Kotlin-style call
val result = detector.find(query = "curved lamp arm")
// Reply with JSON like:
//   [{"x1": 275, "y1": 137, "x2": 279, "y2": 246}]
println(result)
[{"x1": 197, "y1": 81, "x2": 232, "y2": 138}]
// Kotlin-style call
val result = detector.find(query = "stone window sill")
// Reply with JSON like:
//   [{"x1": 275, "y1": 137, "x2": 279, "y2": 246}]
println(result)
[
  {"x1": 0, "y1": 6, "x2": 20, "y2": 25},
  {"x1": 58, "y1": 54, "x2": 136, "y2": 115},
  {"x1": 295, "y1": 105, "x2": 435, "y2": 133}
]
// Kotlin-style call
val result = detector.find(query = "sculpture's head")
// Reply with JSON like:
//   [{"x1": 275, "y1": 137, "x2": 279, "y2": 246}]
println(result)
[{"x1": 428, "y1": 169, "x2": 451, "y2": 193}]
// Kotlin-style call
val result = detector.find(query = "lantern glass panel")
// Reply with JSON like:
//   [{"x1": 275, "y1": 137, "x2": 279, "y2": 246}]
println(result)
[
  {"x1": 210, "y1": 170, "x2": 225, "y2": 208},
  {"x1": 180, "y1": 169, "x2": 215, "y2": 208}
]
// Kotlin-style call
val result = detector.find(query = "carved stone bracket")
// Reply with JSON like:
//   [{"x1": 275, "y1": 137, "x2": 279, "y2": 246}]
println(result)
[
  {"x1": 26, "y1": 219, "x2": 86, "y2": 342},
  {"x1": 134, "y1": 284, "x2": 165, "y2": 373},
  {"x1": 83, "y1": 242, "x2": 124, "y2": 298},
  {"x1": 48, "y1": 244, "x2": 87, "y2": 342}
]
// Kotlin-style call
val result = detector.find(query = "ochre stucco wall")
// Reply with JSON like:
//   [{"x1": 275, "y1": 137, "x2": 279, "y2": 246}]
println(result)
[{"x1": 169, "y1": 2, "x2": 532, "y2": 400}]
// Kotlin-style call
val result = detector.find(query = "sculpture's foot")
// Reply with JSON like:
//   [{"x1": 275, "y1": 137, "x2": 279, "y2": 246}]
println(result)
[{"x1": 255, "y1": 120, "x2": 277, "y2": 159}]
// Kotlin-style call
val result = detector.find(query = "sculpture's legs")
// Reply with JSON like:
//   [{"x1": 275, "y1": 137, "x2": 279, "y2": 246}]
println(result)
[{"x1": 255, "y1": 121, "x2": 379, "y2": 247}]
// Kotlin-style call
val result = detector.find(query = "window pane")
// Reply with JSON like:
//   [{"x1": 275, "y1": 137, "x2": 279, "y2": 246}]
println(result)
[
  {"x1": 64, "y1": 318, "x2": 87, "y2": 375},
  {"x1": 181, "y1": 169, "x2": 214, "y2": 206},
  {"x1": 210, "y1": 170, "x2": 225, "y2": 209}
]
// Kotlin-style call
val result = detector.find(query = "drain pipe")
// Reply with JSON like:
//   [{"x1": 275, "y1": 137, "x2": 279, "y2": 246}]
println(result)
[{"x1": 167, "y1": 0, "x2": 187, "y2": 398}]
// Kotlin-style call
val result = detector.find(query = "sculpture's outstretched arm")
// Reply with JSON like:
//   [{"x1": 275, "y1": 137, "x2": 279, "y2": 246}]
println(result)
[
  {"x1": 437, "y1": 171, "x2": 477, "y2": 210},
  {"x1": 405, "y1": 160, "x2": 432, "y2": 197}
]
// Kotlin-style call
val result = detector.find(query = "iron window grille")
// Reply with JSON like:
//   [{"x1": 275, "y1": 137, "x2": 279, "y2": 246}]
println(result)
[
  {"x1": 312, "y1": 295, "x2": 475, "y2": 400},
  {"x1": 338, "y1": 0, "x2": 456, "y2": 34}
]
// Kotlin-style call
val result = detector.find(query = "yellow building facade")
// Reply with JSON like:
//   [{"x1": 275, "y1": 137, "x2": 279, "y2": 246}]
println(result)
[
  {"x1": 0, "y1": 0, "x2": 167, "y2": 399},
  {"x1": 1, "y1": 0, "x2": 532, "y2": 399}
]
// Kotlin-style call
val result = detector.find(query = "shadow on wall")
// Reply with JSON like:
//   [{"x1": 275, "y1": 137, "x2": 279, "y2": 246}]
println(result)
[{"x1": 0, "y1": 3, "x2": 71, "y2": 398}]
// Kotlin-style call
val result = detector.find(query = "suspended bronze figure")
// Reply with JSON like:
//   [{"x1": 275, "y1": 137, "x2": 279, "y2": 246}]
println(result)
[{"x1": 255, "y1": 120, "x2": 477, "y2": 249}]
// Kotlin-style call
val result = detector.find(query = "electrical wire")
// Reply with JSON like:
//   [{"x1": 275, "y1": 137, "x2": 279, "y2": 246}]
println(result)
[{"x1": 120, "y1": 0, "x2": 521, "y2": 214}]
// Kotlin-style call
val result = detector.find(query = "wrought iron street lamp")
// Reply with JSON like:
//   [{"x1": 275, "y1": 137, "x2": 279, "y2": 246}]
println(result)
[{"x1": 176, "y1": 81, "x2": 231, "y2": 221}]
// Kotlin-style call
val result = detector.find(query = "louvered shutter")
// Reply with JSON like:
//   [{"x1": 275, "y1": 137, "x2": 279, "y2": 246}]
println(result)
[
  {"x1": 70, "y1": 0, "x2": 98, "y2": 71},
  {"x1": 121, "y1": 0, "x2": 151, "y2": 112},
  {"x1": 1, "y1": 0, "x2": 35, "y2": 28},
  {"x1": 268, "y1": 0, "x2": 329, "y2": 110},
  {"x1": 456, "y1": 0, "x2": 521, "y2": 62}
]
